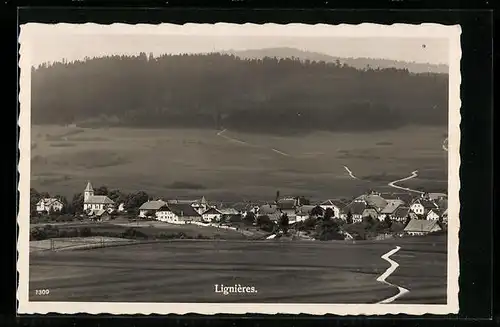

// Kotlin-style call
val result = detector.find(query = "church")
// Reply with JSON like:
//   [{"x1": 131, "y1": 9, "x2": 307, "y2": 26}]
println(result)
[{"x1": 83, "y1": 181, "x2": 115, "y2": 212}]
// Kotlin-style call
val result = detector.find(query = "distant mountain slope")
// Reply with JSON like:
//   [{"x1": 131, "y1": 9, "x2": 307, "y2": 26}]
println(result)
[{"x1": 221, "y1": 47, "x2": 449, "y2": 74}]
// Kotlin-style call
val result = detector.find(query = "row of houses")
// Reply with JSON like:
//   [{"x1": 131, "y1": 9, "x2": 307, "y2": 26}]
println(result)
[{"x1": 35, "y1": 182, "x2": 448, "y2": 235}]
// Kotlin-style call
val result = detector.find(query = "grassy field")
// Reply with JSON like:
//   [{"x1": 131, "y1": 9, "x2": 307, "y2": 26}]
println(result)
[
  {"x1": 31, "y1": 125, "x2": 447, "y2": 201},
  {"x1": 29, "y1": 235, "x2": 447, "y2": 304},
  {"x1": 30, "y1": 220, "x2": 264, "y2": 243}
]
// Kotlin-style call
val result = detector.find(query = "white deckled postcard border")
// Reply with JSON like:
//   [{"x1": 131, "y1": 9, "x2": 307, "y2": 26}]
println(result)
[{"x1": 17, "y1": 22, "x2": 461, "y2": 315}]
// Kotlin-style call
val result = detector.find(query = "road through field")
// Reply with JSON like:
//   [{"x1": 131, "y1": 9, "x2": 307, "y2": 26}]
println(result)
[
  {"x1": 376, "y1": 246, "x2": 410, "y2": 304},
  {"x1": 217, "y1": 129, "x2": 292, "y2": 157},
  {"x1": 387, "y1": 170, "x2": 424, "y2": 194},
  {"x1": 343, "y1": 166, "x2": 359, "y2": 179}
]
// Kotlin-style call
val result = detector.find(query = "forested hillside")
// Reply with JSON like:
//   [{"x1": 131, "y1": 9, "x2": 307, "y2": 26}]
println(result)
[{"x1": 31, "y1": 52, "x2": 448, "y2": 134}]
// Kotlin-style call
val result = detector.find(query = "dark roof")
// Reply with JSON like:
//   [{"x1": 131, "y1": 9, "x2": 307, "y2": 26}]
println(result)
[
  {"x1": 414, "y1": 198, "x2": 438, "y2": 210},
  {"x1": 296, "y1": 205, "x2": 319, "y2": 215},
  {"x1": 167, "y1": 203, "x2": 200, "y2": 217},
  {"x1": 259, "y1": 204, "x2": 279, "y2": 215},
  {"x1": 139, "y1": 200, "x2": 166, "y2": 210},
  {"x1": 404, "y1": 219, "x2": 441, "y2": 233},
  {"x1": 277, "y1": 199, "x2": 295, "y2": 210},
  {"x1": 345, "y1": 201, "x2": 366, "y2": 215},
  {"x1": 86, "y1": 195, "x2": 115, "y2": 205},
  {"x1": 364, "y1": 194, "x2": 388, "y2": 210},
  {"x1": 381, "y1": 200, "x2": 404, "y2": 214},
  {"x1": 392, "y1": 206, "x2": 410, "y2": 218}
]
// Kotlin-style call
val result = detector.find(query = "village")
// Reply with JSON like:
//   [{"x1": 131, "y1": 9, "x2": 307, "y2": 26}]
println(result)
[{"x1": 31, "y1": 180, "x2": 448, "y2": 240}]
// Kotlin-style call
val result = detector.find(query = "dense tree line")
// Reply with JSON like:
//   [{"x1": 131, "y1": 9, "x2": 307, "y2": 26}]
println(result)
[{"x1": 32, "y1": 53, "x2": 448, "y2": 134}]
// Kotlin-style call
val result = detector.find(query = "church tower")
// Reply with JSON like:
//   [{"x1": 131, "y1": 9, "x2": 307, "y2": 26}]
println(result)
[{"x1": 84, "y1": 181, "x2": 94, "y2": 202}]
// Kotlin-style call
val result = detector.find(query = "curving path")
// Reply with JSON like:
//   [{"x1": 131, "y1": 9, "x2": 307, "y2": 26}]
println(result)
[
  {"x1": 343, "y1": 166, "x2": 359, "y2": 180},
  {"x1": 388, "y1": 170, "x2": 424, "y2": 194},
  {"x1": 376, "y1": 246, "x2": 410, "y2": 304},
  {"x1": 217, "y1": 129, "x2": 251, "y2": 146},
  {"x1": 216, "y1": 129, "x2": 291, "y2": 157}
]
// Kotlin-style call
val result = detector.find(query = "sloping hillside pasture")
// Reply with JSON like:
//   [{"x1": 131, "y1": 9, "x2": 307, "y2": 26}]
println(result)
[
  {"x1": 31, "y1": 125, "x2": 447, "y2": 201},
  {"x1": 29, "y1": 235, "x2": 447, "y2": 303}
]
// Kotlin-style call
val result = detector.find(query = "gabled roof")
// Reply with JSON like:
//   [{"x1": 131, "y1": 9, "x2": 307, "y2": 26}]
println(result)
[
  {"x1": 167, "y1": 203, "x2": 201, "y2": 217},
  {"x1": 412, "y1": 198, "x2": 438, "y2": 210},
  {"x1": 381, "y1": 200, "x2": 404, "y2": 214},
  {"x1": 139, "y1": 200, "x2": 166, "y2": 210},
  {"x1": 404, "y1": 219, "x2": 441, "y2": 233},
  {"x1": 345, "y1": 201, "x2": 367, "y2": 215},
  {"x1": 392, "y1": 206, "x2": 410, "y2": 218},
  {"x1": 277, "y1": 199, "x2": 295, "y2": 210},
  {"x1": 259, "y1": 204, "x2": 279, "y2": 215},
  {"x1": 86, "y1": 195, "x2": 114, "y2": 205},
  {"x1": 320, "y1": 199, "x2": 348, "y2": 208},
  {"x1": 37, "y1": 198, "x2": 62, "y2": 206},
  {"x1": 296, "y1": 205, "x2": 320, "y2": 215},
  {"x1": 428, "y1": 207, "x2": 446, "y2": 216},
  {"x1": 365, "y1": 194, "x2": 388, "y2": 210},
  {"x1": 220, "y1": 208, "x2": 240, "y2": 215},
  {"x1": 202, "y1": 207, "x2": 222, "y2": 215}
]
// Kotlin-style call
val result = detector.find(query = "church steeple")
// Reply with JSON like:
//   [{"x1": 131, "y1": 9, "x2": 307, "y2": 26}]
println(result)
[{"x1": 84, "y1": 181, "x2": 94, "y2": 202}]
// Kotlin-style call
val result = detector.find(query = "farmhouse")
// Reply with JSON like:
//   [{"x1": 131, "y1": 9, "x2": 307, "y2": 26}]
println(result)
[
  {"x1": 36, "y1": 198, "x2": 64, "y2": 213},
  {"x1": 319, "y1": 199, "x2": 347, "y2": 219},
  {"x1": 89, "y1": 209, "x2": 112, "y2": 222},
  {"x1": 138, "y1": 200, "x2": 167, "y2": 218},
  {"x1": 191, "y1": 196, "x2": 210, "y2": 215},
  {"x1": 404, "y1": 219, "x2": 442, "y2": 236},
  {"x1": 344, "y1": 201, "x2": 366, "y2": 223},
  {"x1": 378, "y1": 199, "x2": 405, "y2": 221},
  {"x1": 410, "y1": 198, "x2": 438, "y2": 216},
  {"x1": 257, "y1": 204, "x2": 281, "y2": 221},
  {"x1": 390, "y1": 206, "x2": 411, "y2": 222},
  {"x1": 83, "y1": 182, "x2": 115, "y2": 212},
  {"x1": 201, "y1": 207, "x2": 223, "y2": 222},
  {"x1": 156, "y1": 203, "x2": 202, "y2": 223}
]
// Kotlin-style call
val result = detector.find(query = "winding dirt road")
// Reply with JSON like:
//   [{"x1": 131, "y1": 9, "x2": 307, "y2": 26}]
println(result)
[
  {"x1": 387, "y1": 170, "x2": 424, "y2": 194},
  {"x1": 376, "y1": 246, "x2": 409, "y2": 304},
  {"x1": 343, "y1": 166, "x2": 359, "y2": 179},
  {"x1": 216, "y1": 129, "x2": 292, "y2": 157}
]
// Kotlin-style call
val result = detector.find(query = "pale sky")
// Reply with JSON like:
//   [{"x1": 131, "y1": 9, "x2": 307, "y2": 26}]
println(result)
[{"x1": 21, "y1": 24, "x2": 452, "y2": 67}]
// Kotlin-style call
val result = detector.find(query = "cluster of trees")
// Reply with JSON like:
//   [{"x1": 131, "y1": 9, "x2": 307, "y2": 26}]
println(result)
[{"x1": 32, "y1": 53, "x2": 448, "y2": 134}]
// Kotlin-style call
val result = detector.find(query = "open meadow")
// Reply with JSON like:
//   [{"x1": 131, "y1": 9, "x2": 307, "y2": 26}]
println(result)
[
  {"x1": 31, "y1": 125, "x2": 447, "y2": 201},
  {"x1": 29, "y1": 235, "x2": 447, "y2": 304}
]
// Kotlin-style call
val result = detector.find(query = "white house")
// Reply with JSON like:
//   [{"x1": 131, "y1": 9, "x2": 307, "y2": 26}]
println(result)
[
  {"x1": 410, "y1": 198, "x2": 438, "y2": 216},
  {"x1": 202, "y1": 207, "x2": 223, "y2": 222},
  {"x1": 426, "y1": 208, "x2": 445, "y2": 221},
  {"x1": 36, "y1": 198, "x2": 64, "y2": 213},
  {"x1": 83, "y1": 182, "x2": 115, "y2": 212},
  {"x1": 155, "y1": 203, "x2": 202, "y2": 223}
]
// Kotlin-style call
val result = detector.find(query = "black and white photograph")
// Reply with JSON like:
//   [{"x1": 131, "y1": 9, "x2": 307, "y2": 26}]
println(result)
[{"x1": 17, "y1": 23, "x2": 461, "y2": 315}]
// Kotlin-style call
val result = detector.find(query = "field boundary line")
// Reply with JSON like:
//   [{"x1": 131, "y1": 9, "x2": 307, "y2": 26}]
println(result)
[{"x1": 376, "y1": 246, "x2": 409, "y2": 304}]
